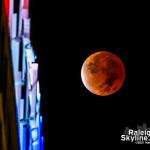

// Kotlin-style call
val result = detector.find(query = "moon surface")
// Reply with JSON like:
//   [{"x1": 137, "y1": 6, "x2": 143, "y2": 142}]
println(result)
[{"x1": 81, "y1": 51, "x2": 126, "y2": 96}]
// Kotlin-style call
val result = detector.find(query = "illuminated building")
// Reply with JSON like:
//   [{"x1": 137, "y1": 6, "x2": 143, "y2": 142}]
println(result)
[{"x1": 0, "y1": 0, "x2": 44, "y2": 149}]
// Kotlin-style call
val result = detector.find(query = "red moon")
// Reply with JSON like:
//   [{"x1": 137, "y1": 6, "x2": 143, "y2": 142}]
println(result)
[{"x1": 81, "y1": 51, "x2": 126, "y2": 96}]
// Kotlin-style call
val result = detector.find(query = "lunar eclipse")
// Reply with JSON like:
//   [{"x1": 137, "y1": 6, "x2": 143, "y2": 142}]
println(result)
[{"x1": 81, "y1": 51, "x2": 126, "y2": 96}]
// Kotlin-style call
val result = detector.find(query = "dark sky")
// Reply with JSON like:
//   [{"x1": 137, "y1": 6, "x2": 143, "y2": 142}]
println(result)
[{"x1": 29, "y1": 1, "x2": 150, "y2": 148}]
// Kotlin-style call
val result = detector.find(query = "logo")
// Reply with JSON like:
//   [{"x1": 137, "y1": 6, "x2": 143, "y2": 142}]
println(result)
[{"x1": 121, "y1": 123, "x2": 150, "y2": 144}]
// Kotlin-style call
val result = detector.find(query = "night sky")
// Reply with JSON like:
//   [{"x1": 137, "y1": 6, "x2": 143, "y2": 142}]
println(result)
[{"x1": 30, "y1": 1, "x2": 150, "y2": 148}]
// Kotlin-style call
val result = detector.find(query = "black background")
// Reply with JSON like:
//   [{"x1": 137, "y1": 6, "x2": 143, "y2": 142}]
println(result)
[{"x1": 30, "y1": 1, "x2": 150, "y2": 148}]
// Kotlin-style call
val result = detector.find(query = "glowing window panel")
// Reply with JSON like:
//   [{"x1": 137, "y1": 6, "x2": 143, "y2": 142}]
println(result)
[
  {"x1": 7, "y1": 0, "x2": 45, "y2": 149},
  {"x1": 4, "y1": 0, "x2": 9, "y2": 17}
]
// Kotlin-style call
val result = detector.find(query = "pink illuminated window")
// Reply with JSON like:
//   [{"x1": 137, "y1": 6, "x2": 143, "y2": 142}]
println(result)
[{"x1": 23, "y1": 0, "x2": 29, "y2": 9}]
